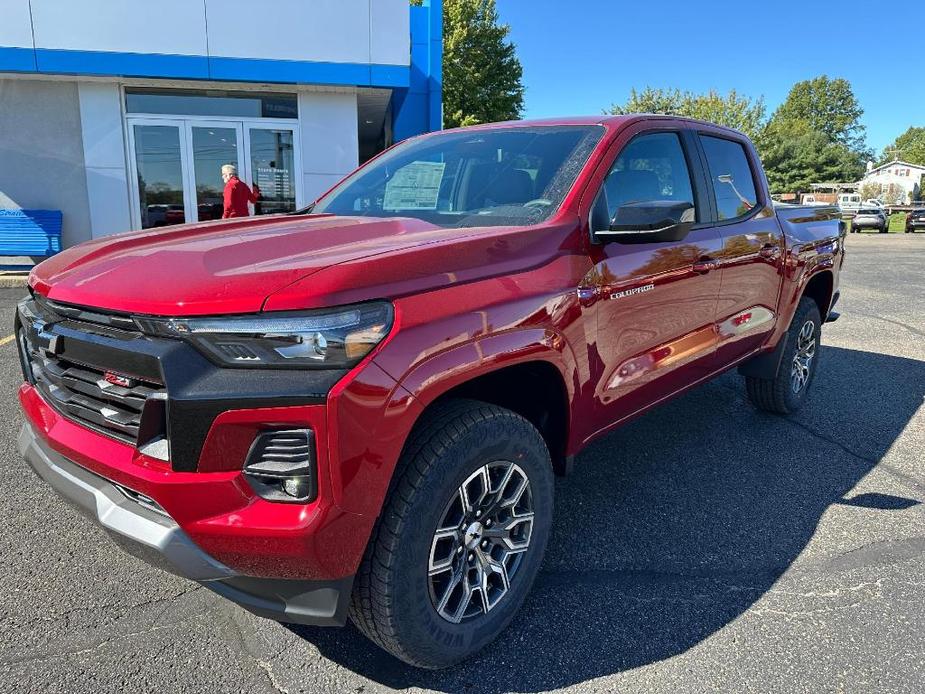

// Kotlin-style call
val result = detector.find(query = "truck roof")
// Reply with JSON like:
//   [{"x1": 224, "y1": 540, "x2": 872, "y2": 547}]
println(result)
[{"x1": 443, "y1": 114, "x2": 748, "y2": 138}]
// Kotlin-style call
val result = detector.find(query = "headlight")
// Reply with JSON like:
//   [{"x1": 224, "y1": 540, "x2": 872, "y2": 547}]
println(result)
[{"x1": 135, "y1": 302, "x2": 393, "y2": 369}]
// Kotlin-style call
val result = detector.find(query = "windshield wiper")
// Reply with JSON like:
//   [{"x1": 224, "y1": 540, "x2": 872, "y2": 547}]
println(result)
[{"x1": 290, "y1": 202, "x2": 317, "y2": 215}]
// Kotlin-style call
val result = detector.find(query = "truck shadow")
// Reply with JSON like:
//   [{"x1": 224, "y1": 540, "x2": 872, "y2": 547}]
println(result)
[{"x1": 287, "y1": 346, "x2": 925, "y2": 692}]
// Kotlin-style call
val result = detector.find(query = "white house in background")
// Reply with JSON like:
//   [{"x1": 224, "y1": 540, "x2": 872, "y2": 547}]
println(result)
[{"x1": 860, "y1": 160, "x2": 925, "y2": 204}]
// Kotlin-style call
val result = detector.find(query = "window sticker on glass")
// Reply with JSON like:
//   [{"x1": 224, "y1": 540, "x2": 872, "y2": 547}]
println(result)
[{"x1": 383, "y1": 161, "x2": 446, "y2": 210}]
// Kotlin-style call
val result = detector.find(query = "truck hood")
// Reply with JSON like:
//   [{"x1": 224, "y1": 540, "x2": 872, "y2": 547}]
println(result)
[{"x1": 29, "y1": 214, "x2": 449, "y2": 315}]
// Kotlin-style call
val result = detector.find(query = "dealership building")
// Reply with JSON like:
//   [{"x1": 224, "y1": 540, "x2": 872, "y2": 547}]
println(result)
[{"x1": 0, "y1": 0, "x2": 442, "y2": 249}]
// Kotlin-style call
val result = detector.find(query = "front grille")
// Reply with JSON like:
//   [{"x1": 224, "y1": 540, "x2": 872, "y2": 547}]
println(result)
[{"x1": 18, "y1": 301, "x2": 167, "y2": 447}]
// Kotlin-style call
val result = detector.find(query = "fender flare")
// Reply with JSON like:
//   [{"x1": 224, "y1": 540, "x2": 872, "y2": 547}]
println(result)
[{"x1": 397, "y1": 327, "x2": 578, "y2": 411}]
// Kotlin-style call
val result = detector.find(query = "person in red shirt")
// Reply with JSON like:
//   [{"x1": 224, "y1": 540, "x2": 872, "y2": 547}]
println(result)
[{"x1": 221, "y1": 164, "x2": 259, "y2": 218}]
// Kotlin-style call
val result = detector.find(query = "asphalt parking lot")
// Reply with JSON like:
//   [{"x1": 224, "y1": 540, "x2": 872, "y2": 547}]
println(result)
[{"x1": 1, "y1": 233, "x2": 923, "y2": 694}]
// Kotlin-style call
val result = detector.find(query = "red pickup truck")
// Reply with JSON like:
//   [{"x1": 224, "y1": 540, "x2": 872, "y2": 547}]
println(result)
[{"x1": 15, "y1": 115, "x2": 844, "y2": 668}]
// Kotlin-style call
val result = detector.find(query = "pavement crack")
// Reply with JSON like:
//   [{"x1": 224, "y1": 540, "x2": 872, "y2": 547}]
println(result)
[
  {"x1": 1, "y1": 611, "x2": 212, "y2": 666},
  {"x1": 255, "y1": 658, "x2": 292, "y2": 694},
  {"x1": 780, "y1": 415, "x2": 877, "y2": 464},
  {"x1": 782, "y1": 416, "x2": 924, "y2": 492},
  {"x1": 852, "y1": 312, "x2": 925, "y2": 339}
]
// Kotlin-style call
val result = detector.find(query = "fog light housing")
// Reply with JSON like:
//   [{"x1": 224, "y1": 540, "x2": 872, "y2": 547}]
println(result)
[{"x1": 243, "y1": 429, "x2": 317, "y2": 503}]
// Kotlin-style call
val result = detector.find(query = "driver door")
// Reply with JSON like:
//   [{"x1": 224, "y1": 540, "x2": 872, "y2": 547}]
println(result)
[{"x1": 582, "y1": 127, "x2": 724, "y2": 429}]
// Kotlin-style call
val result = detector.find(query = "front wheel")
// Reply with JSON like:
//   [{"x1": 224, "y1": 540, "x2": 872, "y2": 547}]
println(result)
[
  {"x1": 744, "y1": 297, "x2": 822, "y2": 414},
  {"x1": 349, "y1": 399, "x2": 554, "y2": 668}
]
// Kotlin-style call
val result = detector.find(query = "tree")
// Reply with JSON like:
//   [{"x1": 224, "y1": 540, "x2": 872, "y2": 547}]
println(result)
[
  {"x1": 879, "y1": 126, "x2": 925, "y2": 166},
  {"x1": 760, "y1": 119, "x2": 865, "y2": 194},
  {"x1": 608, "y1": 87, "x2": 767, "y2": 142},
  {"x1": 759, "y1": 76, "x2": 869, "y2": 193},
  {"x1": 858, "y1": 181, "x2": 882, "y2": 201},
  {"x1": 879, "y1": 182, "x2": 907, "y2": 205},
  {"x1": 769, "y1": 76, "x2": 866, "y2": 152},
  {"x1": 430, "y1": 0, "x2": 525, "y2": 128}
]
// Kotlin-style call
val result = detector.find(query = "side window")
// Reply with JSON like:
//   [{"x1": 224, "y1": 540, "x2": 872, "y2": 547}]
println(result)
[
  {"x1": 598, "y1": 132, "x2": 697, "y2": 225},
  {"x1": 700, "y1": 135, "x2": 760, "y2": 220}
]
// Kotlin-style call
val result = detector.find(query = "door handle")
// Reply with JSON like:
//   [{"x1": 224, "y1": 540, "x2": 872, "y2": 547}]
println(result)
[
  {"x1": 759, "y1": 243, "x2": 781, "y2": 260},
  {"x1": 692, "y1": 257, "x2": 719, "y2": 274}
]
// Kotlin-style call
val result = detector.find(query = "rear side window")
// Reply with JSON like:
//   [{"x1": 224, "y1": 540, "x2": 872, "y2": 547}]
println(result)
[
  {"x1": 700, "y1": 135, "x2": 760, "y2": 221},
  {"x1": 600, "y1": 132, "x2": 697, "y2": 222}
]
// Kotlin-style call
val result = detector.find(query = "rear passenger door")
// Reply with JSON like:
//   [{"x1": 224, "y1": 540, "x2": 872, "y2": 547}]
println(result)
[
  {"x1": 583, "y1": 125, "x2": 724, "y2": 429},
  {"x1": 694, "y1": 132, "x2": 785, "y2": 366}
]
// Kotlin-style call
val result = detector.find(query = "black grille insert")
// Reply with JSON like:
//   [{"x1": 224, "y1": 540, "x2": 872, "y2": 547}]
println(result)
[{"x1": 18, "y1": 299, "x2": 168, "y2": 449}]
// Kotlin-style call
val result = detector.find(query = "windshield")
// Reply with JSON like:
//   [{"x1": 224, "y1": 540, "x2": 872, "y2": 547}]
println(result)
[{"x1": 312, "y1": 125, "x2": 604, "y2": 228}]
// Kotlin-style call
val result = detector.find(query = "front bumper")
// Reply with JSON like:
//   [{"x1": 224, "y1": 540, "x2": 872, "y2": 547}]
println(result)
[{"x1": 18, "y1": 421, "x2": 352, "y2": 625}]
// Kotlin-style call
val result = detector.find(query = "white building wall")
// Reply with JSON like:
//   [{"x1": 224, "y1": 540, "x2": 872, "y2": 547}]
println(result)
[
  {"x1": 0, "y1": 0, "x2": 34, "y2": 48},
  {"x1": 298, "y1": 91, "x2": 358, "y2": 204},
  {"x1": 370, "y1": 0, "x2": 412, "y2": 65},
  {"x1": 77, "y1": 82, "x2": 132, "y2": 238},
  {"x1": 0, "y1": 79, "x2": 93, "y2": 248},
  {"x1": 208, "y1": 0, "x2": 370, "y2": 64},
  {"x1": 17, "y1": 0, "x2": 409, "y2": 67},
  {"x1": 30, "y1": 0, "x2": 209, "y2": 56}
]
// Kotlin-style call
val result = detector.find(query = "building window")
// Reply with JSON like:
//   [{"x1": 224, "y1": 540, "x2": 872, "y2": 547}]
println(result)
[{"x1": 125, "y1": 89, "x2": 297, "y2": 119}]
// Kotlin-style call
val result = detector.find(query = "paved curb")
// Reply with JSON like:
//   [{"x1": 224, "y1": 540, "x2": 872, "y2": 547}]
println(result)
[{"x1": 0, "y1": 274, "x2": 29, "y2": 288}]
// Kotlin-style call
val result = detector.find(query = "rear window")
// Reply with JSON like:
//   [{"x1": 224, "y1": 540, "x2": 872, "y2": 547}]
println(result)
[
  {"x1": 699, "y1": 135, "x2": 760, "y2": 221},
  {"x1": 858, "y1": 208, "x2": 881, "y2": 215}
]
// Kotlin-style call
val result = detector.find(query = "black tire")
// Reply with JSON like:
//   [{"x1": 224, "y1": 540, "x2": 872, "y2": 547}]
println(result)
[
  {"x1": 349, "y1": 399, "x2": 554, "y2": 668},
  {"x1": 745, "y1": 297, "x2": 822, "y2": 415},
  {"x1": 879, "y1": 225, "x2": 888, "y2": 233}
]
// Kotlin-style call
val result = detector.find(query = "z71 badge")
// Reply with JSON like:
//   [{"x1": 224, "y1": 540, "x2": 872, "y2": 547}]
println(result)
[{"x1": 610, "y1": 283, "x2": 655, "y2": 300}]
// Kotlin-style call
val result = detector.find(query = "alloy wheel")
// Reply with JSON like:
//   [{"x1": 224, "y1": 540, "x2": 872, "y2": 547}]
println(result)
[
  {"x1": 428, "y1": 461, "x2": 534, "y2": 624},
  {"x1": 790, "y1": 319, "x2": 817, "y2": 394}
]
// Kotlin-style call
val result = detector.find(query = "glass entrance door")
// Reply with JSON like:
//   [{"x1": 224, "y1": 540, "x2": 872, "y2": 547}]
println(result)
[
  {"x1": 128, "y1": 118, "x2": 300, "y2": 229},
  {"x1": 246, "y1": 126, "x2": 297, "y2": 215},
  {"x1": 130, "y1": 122, "x2": 189, "y2": 229},
  {"x1": 188, "y1": 122, "x2": 243, "y2": 222}
]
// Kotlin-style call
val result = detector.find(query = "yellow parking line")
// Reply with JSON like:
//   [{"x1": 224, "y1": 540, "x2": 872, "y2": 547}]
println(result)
[{"x1": 0, "y1": 334, "x2": 15, "y2": 347}]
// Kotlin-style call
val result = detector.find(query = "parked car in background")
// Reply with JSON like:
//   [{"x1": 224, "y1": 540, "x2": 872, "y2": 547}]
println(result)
[
  {"x1": 906, "y1": 208, "x2": 925, "y2": 233},
  {"x1": 15, "y1": 115, "x2": 845, "y2": 668},
  {"x1": 851, "y1": 207, "x2": 889, "y2": 233},
  {"x1": 838, "y1": 193, "x2": 861, "y2": 213},
  {"x1": 863, "y1": 199, "x2": 884, "y2": 209}
]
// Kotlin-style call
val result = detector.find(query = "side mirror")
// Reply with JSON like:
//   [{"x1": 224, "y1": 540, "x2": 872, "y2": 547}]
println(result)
[{"x1": 594, "y1": 200, "x2": 696, "y2": 244}]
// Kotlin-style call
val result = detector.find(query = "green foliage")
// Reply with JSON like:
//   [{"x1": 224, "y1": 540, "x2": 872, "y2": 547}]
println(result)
[
  {"x1": 879, "y1": 127, "x2": 925, "y2": 166},
  {"x1": 759, "y1": 119, "x2": 865, "y2": 194},
  {"x1": 770, "y1": 75, "x2": 866, "y2": 151},
  {"x1": 759, "y1": 76, "x2": 869, "y2": 193},
  {"x1": 440, "y1": 0, "x2": 524, "y2": 128},
  {"x1": 858, "y1": 181, "x2": 881, "y2": 200},
  {"x1": 608, "y1": 87, "x2": 767, "y2": 141}
]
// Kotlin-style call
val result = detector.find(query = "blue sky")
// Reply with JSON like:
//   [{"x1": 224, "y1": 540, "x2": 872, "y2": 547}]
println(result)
[{"x1": 496, "y1": 0, "x2": 925, "y2": 155}]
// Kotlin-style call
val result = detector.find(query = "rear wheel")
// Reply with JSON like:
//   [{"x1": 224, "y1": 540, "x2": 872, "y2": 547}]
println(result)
[
  {"x1": 349, "y1": 399, "x2": 554, "y2": 668},
  {"x1": 745, "y1": 297, "x2": 822, "y2": 415}
]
